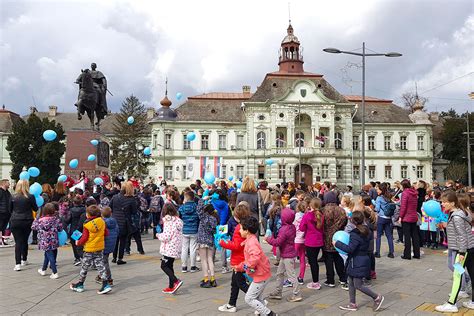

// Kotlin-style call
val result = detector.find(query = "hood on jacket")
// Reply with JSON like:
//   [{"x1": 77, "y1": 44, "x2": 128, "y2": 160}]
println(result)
[
  {"x1": 281, "y1": 207, "x2": 295, "y2": 225},
  {"x1": 39, "y1": 216, "x2": 59, "y2": 229},
  {"x1": 452, "y1": 209, "x2": 473, "y2": 223},
  {"x1": 212, "y1": 199, "x2": 228, "y2": 211},
  {"x1": 180, "y1": 201, "x2": 197, "y2": 214},
  {"x1": 104, "y1": 217, "x2": 117, "y2": 229},
  {"x1": 403, "y1": 187, "x2": 418, "y2": 198},
  {"x1": 84, "y1": 217, "x2": 104, "y2": 233},
  {"x1": 163, "y1": 214, "x2": 181, "y2": 224}
]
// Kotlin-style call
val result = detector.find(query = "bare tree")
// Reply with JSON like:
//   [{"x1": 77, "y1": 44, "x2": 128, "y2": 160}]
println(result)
[
  {"x1": 401, "y1": 92, "x2": 429, "y2": 113},
  {"x1": 444, "y1": 162, "x2": 468, "y2": 183}
]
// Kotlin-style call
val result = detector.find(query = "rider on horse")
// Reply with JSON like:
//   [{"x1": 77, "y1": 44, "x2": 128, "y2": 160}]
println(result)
[{"x1": 75, "y1": 63, "x2": 108, "y2": 122}]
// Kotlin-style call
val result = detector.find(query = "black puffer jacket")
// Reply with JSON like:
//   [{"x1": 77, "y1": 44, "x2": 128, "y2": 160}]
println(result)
[
  {"x1": 68, "y1": 205, "x2": 86, "y2": 234},
  {"x1": 10, "y1": 194, "x2": 38, "y2": 222},
  {"x1": 335, "y1": 227, "x2": 371, "y2": 278},
  {"x1": 110, "y1": 193, "x2": 138, "y2": 236},
  {"x1": 0, "y1": 188, "x2": 11, "y2": 215}
]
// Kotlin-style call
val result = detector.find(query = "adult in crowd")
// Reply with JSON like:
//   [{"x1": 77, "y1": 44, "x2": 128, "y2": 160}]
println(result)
[
  {"x1": 368, "y1": 182, "x2": 378, "y2": 201},
  {"x1": 77, "y1": 171, "x2": 89, "y2": 186},
  {"x1": 322, "y1": 184, "x2": 340, "y2": 207},
  {"x1": 52, "y1": 181, "x2": 67, "y2": 202},
  {"x1": 0, "y1": 179, "x2": 11, "y2": 246},
  {"x1": 236, "y1": 176, "x2": 260, "y2": 220},
  {"x1": 100, "y1": 170, "x2": 111, "y2": 185},
  {"x1": 399, "y1": 179, "x2": 421, "y2": 260},
  {"x1": 111, "y1": 181, "x2": 139, "y2": 264},
  {"x1": 10, "y1": 180, "x2": 38, "y2": 271},
  {"x1": 374, "y1": 183, "x2": 395, "y2": 258},
  {"x1": 258, "y1": 181, "x2": 272, "y2": 230}
]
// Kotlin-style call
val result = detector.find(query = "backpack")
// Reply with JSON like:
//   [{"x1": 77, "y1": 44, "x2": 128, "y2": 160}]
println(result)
[
  {"x1": 138, "y1": 195, "x2": 149, "y2": 212},
  {"x1": 149, "y1": 195, "x2": 163, "y2": 213},
  {"x1": 383, "y1": 202, "x2": 396, "y2": 217}
]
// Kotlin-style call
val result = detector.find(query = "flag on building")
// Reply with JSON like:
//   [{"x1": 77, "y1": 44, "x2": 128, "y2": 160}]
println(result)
[
  {"x1": 200, "y1": 156, "x2": 208, "y2": 178},
  {"x1": 214, "y1": 156, "x2": 223, "y2": 178},
  {"x1": 186, "y1": 157, "x2": 195, "y2": 179}
]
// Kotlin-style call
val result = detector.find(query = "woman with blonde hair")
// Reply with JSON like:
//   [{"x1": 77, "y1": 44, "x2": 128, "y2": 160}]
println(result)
[
  {"x1": 236, "y1": 176, "x2": 261, "y2": 221},
  {"x1": 10, "y1": 180, "x2": 38, "y2": 271}
]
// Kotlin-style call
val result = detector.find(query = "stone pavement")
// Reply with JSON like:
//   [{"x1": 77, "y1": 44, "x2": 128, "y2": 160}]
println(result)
[{"x1": 0, "y1": 236, "x2": 473, "y2": 316}]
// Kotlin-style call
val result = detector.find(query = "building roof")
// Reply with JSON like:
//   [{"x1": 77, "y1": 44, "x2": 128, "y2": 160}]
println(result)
[
  {"x1": 249, "y1": 74, "x2": 345, "y2": 103},
  {"x1": 344, "y1": 95, "x2": 393, "y2": 103},
  {"x1": 0, "y1": 109, "x2": 23, "y2": 133},
  {"x1": 188, "y1": 92, "x2": 252, "y2": 100},
  {"x1": 174, "y1": 99, "x2": 245, "y2": 123}
]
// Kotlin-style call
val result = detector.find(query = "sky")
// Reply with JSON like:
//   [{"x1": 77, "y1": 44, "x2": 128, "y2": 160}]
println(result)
[{"x1": 1, "y1": 0, "x2": 473, "y2": 115}]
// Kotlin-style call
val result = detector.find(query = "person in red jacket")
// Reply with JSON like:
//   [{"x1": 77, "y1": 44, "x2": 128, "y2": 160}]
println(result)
[
  {"x1": 398, "y1": 179, "x2": 421, "y2": 260},
  {"x1": 218, "y1": 203, "x2": 251, "y2": 313}
]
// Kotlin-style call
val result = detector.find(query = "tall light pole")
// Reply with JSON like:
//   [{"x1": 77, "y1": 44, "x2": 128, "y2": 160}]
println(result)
[
  {"x1": 463, "y1": 111, "x2": 472, "y2": 187},
  {"x1": 323, "y1": 43, "x2": 402, "y2": 188}
]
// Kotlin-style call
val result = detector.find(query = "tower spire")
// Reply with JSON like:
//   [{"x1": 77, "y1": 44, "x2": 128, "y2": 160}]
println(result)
[
  {"x1": 278, "y1": 18, "x2": 304, "y2": 73},
  {"x1": 160, "y1": 77, "x2": 172, "y2": 107},
  {"x1": 165, "y1": 77, "x2": 168, "y2": 97},
  {"x1": 288, "y1": 2, "x2": 291, "y2": 24}
]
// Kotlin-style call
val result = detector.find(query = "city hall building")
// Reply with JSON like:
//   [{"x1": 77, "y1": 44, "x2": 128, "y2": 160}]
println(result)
[{"x1": 149, "y1": 24, "x2": 434, "y2": 188}]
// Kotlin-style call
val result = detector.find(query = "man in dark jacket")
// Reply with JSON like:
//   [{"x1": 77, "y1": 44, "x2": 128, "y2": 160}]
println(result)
[{"x1": 0, "y1": 179, "x2": 11, "y2": 246}]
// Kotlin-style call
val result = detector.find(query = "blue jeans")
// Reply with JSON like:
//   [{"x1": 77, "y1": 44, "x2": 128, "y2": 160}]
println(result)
[
  {"x1": 376, "y1": 217, "x2": 394, "y2": 255},
  {"x1": 42, "y1": 249, "x2": 58, "y2": 273}
]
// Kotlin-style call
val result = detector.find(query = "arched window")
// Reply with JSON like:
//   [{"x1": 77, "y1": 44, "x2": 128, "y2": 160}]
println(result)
[
  {"x1": 295, "y1": 132, "x2": 304, "y2": 147},
  {"x1": 335, "y1": 132, "x2": 343, "y2": 149},
  {"x1": 276, "y1": 132, "x2": 285, "y2": 148},
  {"x1": 257, "y1": 131, "x2": 266, "y2": 149}
]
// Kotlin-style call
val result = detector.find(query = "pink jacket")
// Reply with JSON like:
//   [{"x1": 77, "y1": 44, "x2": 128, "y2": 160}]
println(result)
[
  {"x1": 299, "y1": 210, "x2": 324, "y2": 247},
  {"x1": 293, "y1": 212, "x2": 305, "y2": 244},
  {"x1": 237, "y1": 234, "x2": 271, "y2": 283},
  {"x1": 157, "y1": 215, "x2": 183, "y2": 258},
  {"x1": 400, "y1": 188, "x2": 419, "y2": 223}
]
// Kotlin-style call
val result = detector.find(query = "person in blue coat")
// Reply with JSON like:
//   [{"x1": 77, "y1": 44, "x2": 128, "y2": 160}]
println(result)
[
  {"x1": 211, "y1": 189, "x2": 231, "y2": 274},
  {"x1": 99, "y1": 206, "x2": 118, "y2": 286},
  {"x1": 334, "y1": 211, "x2": 384, "y2": 312}
]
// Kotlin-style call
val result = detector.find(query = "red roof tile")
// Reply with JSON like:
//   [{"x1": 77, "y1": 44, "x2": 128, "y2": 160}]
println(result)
[
  {"x1": 344, "y1": 95, "x2": 393, "y2": 103},
  {"x1": 188, "y1": 92, "x2": 252, "y2": 100}
]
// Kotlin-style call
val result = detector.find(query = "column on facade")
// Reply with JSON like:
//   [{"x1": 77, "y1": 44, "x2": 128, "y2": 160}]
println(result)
[{"x1": 329, "y1": 114, "x2": 335, "y2": 148}]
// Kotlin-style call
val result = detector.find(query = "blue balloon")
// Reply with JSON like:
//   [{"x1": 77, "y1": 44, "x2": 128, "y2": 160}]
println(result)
[
  {"x1": 35, "y1": 195, "x2": 44, "y2": 207},
  {"x1": 127, "y1": 116, "x2": 135, "y2": 125},
  {"x1": 204, "y1": 172, "x2": 215, "y2": 185},
  {"x1": 58, "y1": 230, "x2": 67, "y2": 246},
  {"x1": 423, "y1": 200, "x2": 442, "y2": 218},
  {"x1": 236, "y1": 180, "x2": 242, "y2": 189},
  {"x1": 333, "y1": 230, "x2": 350, "y2": 255},
  {"x1": 43, "y1": 129, "x2": 57, "y2": 142},
  {"x1": 176, "y1": 92, "x2": 183, "y2": 100},
  {"x1": 58, "y1": 175, "x2": 67, "y2": 182},
  {"x1": 69, "y1": 159, "x2": 78, "y2": 169},
  {"x1": 186, "y1": 132, "x2": 196, "y2": 142},
  {"x1": 87, "y1": 154, "x2": 96, "y2": 161},
  {"x1": 94, "y1": 177, "x2": 104, "y2": 186},
  {"x1": 30, "y1": 182, "x2": 42, "y2": 196},
  {"x1": 143, "y1": 147, "x2": 151, "y2": 156},
  {"x1": 19, "y1": 171, "x2": 30, "y2": 180},
  {"x1": 90, "y1": 139, "x2": 99, "y2": 146},
  {"x1": 265, "y1": 159, "x2": 274, "y2": 166},
  {"x1": 28, "y1": 167, "x2": 40, "y2": 177},
  {"x1": 228, "y1": 176, "x2": 234, "y2": 181},
  {"x1": 155, "y1": 226, "x2": 162, "y2": 234}
]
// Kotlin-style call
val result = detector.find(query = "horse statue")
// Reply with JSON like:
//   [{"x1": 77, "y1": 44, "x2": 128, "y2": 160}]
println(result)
[{"x1": 75, "y1": 67, "x2": 107, "y2": 130}]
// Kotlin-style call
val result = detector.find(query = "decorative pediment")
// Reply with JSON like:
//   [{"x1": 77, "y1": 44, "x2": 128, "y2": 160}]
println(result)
[{"x1": 277, "y1": 80, "x2": 337, "y2": 103}]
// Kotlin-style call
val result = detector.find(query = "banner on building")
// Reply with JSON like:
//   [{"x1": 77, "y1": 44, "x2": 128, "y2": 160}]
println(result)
[
  {"x1": 200, "y1": 156, "x2": 208, "y2": 178},
  {"x1": 214, "y1": 156, "x2": 223, "y2": 178},
  {"x1": 186, "y1": 157, "x2": 195, "y2": 179},
  {"x1": 69, "y1": 180, "x2": 85, "y2": 192}
]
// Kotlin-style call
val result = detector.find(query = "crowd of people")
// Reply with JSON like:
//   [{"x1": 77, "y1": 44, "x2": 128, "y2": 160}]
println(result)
[{"x1": 0, "y1": 174, "x2": 473, "y2": 314}]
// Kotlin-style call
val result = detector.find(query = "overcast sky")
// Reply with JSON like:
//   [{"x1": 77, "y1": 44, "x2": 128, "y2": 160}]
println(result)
[{"x1": 1, "y1": 0, "x2": 473, "y2": 115}]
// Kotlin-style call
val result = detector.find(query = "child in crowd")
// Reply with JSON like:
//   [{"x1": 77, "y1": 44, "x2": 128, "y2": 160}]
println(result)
[
  {"x1": 281, "y1": 190, "x2": 290, "y2": 208},
  {"x1": 157, "y1": 203, "x2": 184, "y2": 294},
  {"x1": 340, "y1": 195, "x2": 354, "y2": 217},
  {"x1": 237, "y1": 217, "x2": 277, "y2": 316},
  {"x1": 266, "y1": 195, "x2": 283, "y2": 265},
  {"x1": 68, "y1": 196, "x2": 86, "y2": 266},
  {"x1": 70, "y1": 205, "x2": 111, "y2": 294},
  {"x1": 197, "y1": 201, "x2": 218, "y2": 288},
  {"x1": 299, "y1": 198, "x2": 324, "y2": 290},
  {"x1": 96, "y1": 206, "x2": 118, "y2": 287},
  {"x1": 293, "y1": 201, "x2": 307, "y2": 285},
  {"x1": 179, "y1": 190, "x2": 200, "y2": 273},
  {"x1": 335, "y1": 211, "x2": 384, "y2": 312},
  {"x1": 218, "y1": 203, "x2": 251, "y2": 313},
  {"x1": 58, "y1": 197, "x2": 70, "y2": 231},
  {"x1": 266, "y1": 207, "x2": 302, "y2": 302},
  {"x1": 32, "y1": 203, "x2": 63, "y2": 279},
  {"x1": 289, "y1": 190, "x2": 305, "y2": 211},
  {"x1": 420, "y1": 194, "x2": 439, "y2": 249},
  {"x1": 211, "y1": 189, "x2": 231, "y2": 274}
]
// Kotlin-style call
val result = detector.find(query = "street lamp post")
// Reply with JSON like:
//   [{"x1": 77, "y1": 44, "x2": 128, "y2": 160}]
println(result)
[
  {"x1": 463, "y1": 112, "x2": 473, "y2": 187},
  {"x1": 323, "y1": 43, "x2": 402, "y2": 188}
]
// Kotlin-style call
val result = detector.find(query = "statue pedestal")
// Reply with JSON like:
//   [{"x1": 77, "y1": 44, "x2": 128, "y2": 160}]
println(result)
[{"x1": 64, "y1": 129, "x2": 110, "y2": 180}]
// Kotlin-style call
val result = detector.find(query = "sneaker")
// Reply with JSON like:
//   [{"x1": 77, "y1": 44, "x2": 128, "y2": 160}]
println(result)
[
  {"x1": 306, "y1": 282, "x2": 321, "y2": 290},
  {"x1": 373, "y1": 295, "x2": 384, "y2": 311},
  {"x1": 50, "y1": 273, "x2": 59, "y2": 279},
  {"x1": 182, "y1": 266, "x2": 188, "y2": 273},
  {"x1": 222, "y1": 267, "x2": 231, "y2": 274},
  {"x1": 171, "y1": 279, "x2": 183, "y2": 294},
  {"x1": 125, "y1": 251, "x2": 131, "y2": 256},
  {"x1": 370, "y1": 271, "x2": 377, "y2": 279},
  {"x1": 462, "y1": 301, "x2": 474, "y2": 310},
  {"x1": 218, "y1": 304, "x2": 237, "y2": 312},
  {"x1": 387, "y1": 253, "x2": 394, "y2": 258},
  {"x1": 459, "y1": 291, "x2": 469, "y2": 298},
  {"x1": 196, "y1": 255, "x2": 201, "y2": 262},
  {"x1": 374, "y1": 253, "x2": 381, "y2": 258},
  {"x1": 13, "y1": 264, "x2": 21, "y2": 271},
  {"x1": 97, "y1": 283, "x2": 112, "y2": 294},
  {"x1": 190, "y1": 266, "x2": 200, "y2": 273},
  {"x1": 21, "y1": 260, "x2": 28, "y2": 266},
  {"x1": 323, "y1": 281, "x2": 335, "y2": 288},
  {"x1": 116, "y1": 259, "x2": 127, "y2": 265},
  {"x1": 287, "y1": 295, "x2": 302, "y2": 302},
  {"x1": 162, "y1": 287, "x2": 173, "y2": 294},
  {"x1": 108, "y1": 279, "x2": 114, "y2": 287},
  {"x1": 139, "y1": 251, "x2": 145, "y2": 255},
  {"x1": 268, "y1": 291, "x2": 282, "y2": 300},
  {"x1": 435, "y1": 302, "x2": 458, "y2": 313},
  {"x1": 341, "y1": 282, "x2": 349, "y2": 291},
  {"x1": 70, "y1": 282, "x2": 85, "y2": 293},
  {"x1": 74, "y1": 259, "x2": 82, "y2": 266},
  {"x1": 38, "y1": 269, "x2": 46, "y2": 276},
  {"x1": 95, "y1": 275, "x2": 102, "y2": 284},
  {"x1": 297, "y1": 277, "x2": 304, "y2": 285},
  {"x1": 111, "y1": 258, "x2": 117, "y2": 263},
  {"x1": 210, "y1": 279, "x2": 217, "y2": 287},
  {"x1": 339, "y1": 303, "x2": 358, "y2": 311},
  {"x1": 283, "y1": 279, "x2": 293, "y2": 288},
  {"x1": 200, "y1": 280, "x2": 212, "y2": 288}
]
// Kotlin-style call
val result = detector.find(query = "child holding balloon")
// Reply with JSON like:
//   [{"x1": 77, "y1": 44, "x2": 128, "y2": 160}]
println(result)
[
  {"x1": 31, "y1": 203, "x2": 64, "y2": 279},
  {"x1": 334, "y1": 211, "x2": 384, "y2": 312}
]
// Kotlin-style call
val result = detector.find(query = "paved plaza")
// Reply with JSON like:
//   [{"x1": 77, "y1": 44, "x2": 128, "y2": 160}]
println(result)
[{"x1": 0, "y1": 237, "x2": 472, "y2": 316}]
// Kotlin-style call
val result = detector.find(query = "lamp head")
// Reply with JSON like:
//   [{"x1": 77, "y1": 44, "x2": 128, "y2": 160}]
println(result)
[
  {"x1": 323, "y1": 48, "x2": 342, "y2": 54},
  {"x1": 385, "y1": 52, "x2": 402, "y2": 57}
]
